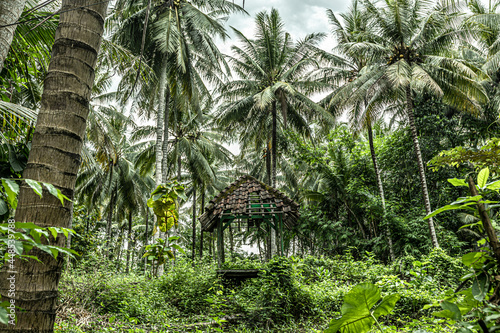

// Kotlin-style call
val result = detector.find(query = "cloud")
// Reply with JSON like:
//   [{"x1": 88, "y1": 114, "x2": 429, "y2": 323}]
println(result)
[{"x1": 217, "y1": 0, "x2": 350, "y2": 55}]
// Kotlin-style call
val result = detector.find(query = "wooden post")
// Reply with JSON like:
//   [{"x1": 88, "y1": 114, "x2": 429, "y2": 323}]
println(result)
[
  {"x1": 280, "y1": 216, "x2": 284, "y2": 256},
  {"x1": 217, "y1": 221, "x2": 225, "y2": 268}
]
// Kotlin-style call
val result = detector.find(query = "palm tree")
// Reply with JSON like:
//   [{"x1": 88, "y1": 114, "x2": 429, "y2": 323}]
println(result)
[
  {"x1": 217, "y1": 9, "x2": 330, "y2": 256},
  {"x1": 331, "y1": 0, "x2": 488, "y2": 248},
  {"x1": 0, "y1": 1, "x2": 109, "y2": 331},
  {"x1": 217, "y1": 8, "x2": 331, "y2": 187},
  {"x1": 111, "y1": 0, "x2": 245, "y2": 188},
  {"x1": 316, "y1": 1, "x2": 395, "y2": 260}
]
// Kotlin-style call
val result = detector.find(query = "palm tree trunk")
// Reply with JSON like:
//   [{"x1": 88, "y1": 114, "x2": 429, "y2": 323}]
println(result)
[
  {"x1": 406, "y1": 86, "x2": 439, "y2": 248},
  {"x1": 270, "y1": 101, "x2": 277, "y2": 257},
  {"x1": 155, "y1": 55, "x2": 167, "y2": 186},
  {"x1": 144, "y1": 207, "x2": 149, "y2": 274},
  {"x1": 367, "y1": 123, "x2": 395, "y2": 261},
  {"x1": 266, "y1": 143, "x2": 271, "y2": 185},
  {"x1": 154, "y1": 55, "x2": 168, "y2": 275},
  {"x1": 271, "y1": 101, "x2": 277, "y2": 187},
  {"x1": 0, "y1": 0, "x2": 26, "y2": 72},
  {"x1": 126, "y1": 211, "x2": 132, "y2": 274},
  {"x1": 199, "y1": 189, "x2": 204, "y2": 259},
  {"x1": 0, "y1": 2, "x2": 108, "y2": 331},
  {"x1": 192, "y1": 187, "x2": 196, "y2": 261},
  {"x1": 161, "y1": 89, "x2": 171, "y2": 184},
  {"x1": 105, "y1": 165, "x2": 115, "y2": 258},
  {"x1": 177, "y1": 154, "x2": 181, "y2": 181}
]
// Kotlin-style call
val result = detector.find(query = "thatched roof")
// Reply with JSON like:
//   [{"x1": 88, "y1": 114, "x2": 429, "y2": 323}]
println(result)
[{"x1": 199, "y1": 175, "x2": 300, "y2": 232}]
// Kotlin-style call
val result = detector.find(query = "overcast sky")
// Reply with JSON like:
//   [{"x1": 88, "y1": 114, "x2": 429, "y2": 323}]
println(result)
[{"x1": 217, "y1": 0, "x2": 351, "y2": 56}]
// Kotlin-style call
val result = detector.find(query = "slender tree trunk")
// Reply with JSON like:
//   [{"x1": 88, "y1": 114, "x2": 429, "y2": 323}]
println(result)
[
  {"x1": 126, "y1": 211, "x2": 133, "y2": 274},
  {"x1": 271, "y1": 101, "x2": 277, "y2": 187},
  {"x1": 155, "y1": 56, "x2": 167, "y2": 186},
  {"x1": 468, "y1": 177, "x2": 500, "y2": 264},
  {"x1": 266, "y1": 143, "x2": 271, "y2": 185},
  {"x1": 161, "y1": 89, "x2": 171, "y2": 184},
  {"x1": 367, "y1": 123, "x2": 395, "y2": 261},
  {"x1": 144, "y1": 208, "x2": 149, "y2": 274},
  {"x1": 192, "y1": 187, "x2": 196, "y2": 262},
  {"x1": 199, "y1": 190, "x2": 204, "y2": 259},
  {"x1": 0, "y1": 2, "x2": 108, "y2": 331},
  {"x1": 177, "y1": 154, "x2": 181, "y2": 182},
  {"x1": 105, "y1": 166, "x2": 115, "y2": 258},
  {"x1": 270, "y1": 101, "x2": 277, "y2": 257},
  {"x1": 0, "y1": 0, "x2": 26, "y2": 72},
  {"x1": 406, "y1": 87, "x2": 439, "y2": 248},
  {"x1": 154, "y1": 55, "x2": 168, "y2": 275}
]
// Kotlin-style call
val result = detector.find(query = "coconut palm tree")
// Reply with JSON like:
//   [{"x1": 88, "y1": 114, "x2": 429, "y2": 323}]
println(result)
[
  {"x1": 217, "y1": 8, "x2": 331, "y2": 188},
  {"x1": 314, "y1": 1, "x2": 395, "y2": 260},
  {"x1": 0, "y1": 1, "x2": 109, "y2": 331},
  {"x1": 330, "y1": 0, "x2": 488, "y2": 248},
  {"x1": 110, "y1": 0, "x2": 245, "y2": 188}
]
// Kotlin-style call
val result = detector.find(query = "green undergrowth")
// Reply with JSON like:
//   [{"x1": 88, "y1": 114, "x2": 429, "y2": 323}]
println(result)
[{"x1": 55, "y1": 249, "x2": 465, "y2": 332}]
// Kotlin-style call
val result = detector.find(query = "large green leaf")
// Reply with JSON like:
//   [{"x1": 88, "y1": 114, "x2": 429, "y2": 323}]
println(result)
[
  {"x1": 477, "y1": 167, "x2": 489, "y2": 188},
  {"x1": 25, "y1": 179, "x2": 43, "y2": 198},
  {"x1": 471, "y1": 273, "x2": 489, "y2": 301},
  {"x1": 1, "y1": 179, "x2": 19, "y2": 209},
  {"x1": 0, "y1": 200, "x2": 8, "y2": 215},
  {"x1": 448, "y1": 178, "x2": 467, "y2": 187},
  {"x1": 325, "y1": 283, "x2": 399, "y2": 333}
]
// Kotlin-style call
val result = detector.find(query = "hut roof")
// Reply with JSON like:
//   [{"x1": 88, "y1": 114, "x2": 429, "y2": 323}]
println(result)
[{"x1": 199, "y1": 175, "x2": 300, "y2": 232}]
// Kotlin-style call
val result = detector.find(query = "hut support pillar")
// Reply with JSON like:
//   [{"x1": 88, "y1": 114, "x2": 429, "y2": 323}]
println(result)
[{"x1": 217, "y1": 222, "x2": 225, "y2": 268}]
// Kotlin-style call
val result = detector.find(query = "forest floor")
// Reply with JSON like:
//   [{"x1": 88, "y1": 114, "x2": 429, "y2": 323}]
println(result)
[{"x1": 54, "y1": 250, "x2": 464, "y2": 332}]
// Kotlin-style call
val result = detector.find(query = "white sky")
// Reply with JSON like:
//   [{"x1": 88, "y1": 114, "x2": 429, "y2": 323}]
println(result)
[{"x1": 217, "y1": 0, "x2": 350, "y2": 55}]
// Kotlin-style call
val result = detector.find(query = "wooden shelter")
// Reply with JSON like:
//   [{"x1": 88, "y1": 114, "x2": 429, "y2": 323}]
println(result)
[{"x1": 199, "y1": 175, "x2": 300, "y2": 268}]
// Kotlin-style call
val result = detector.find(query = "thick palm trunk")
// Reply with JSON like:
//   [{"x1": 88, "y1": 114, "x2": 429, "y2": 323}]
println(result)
[
  {"x1": 192, "y1": 187, "x2": 196, "y2": 261},
  {"x1": 367, "y1": 123, "x2": 395, "y2": 261},
  {"x1": 0, "y1": 0, "x2": 26, "y2": 72},
  {"x1": 406, "y1": 87, "x2": 439, "y2": 248},
  {"x1": 161, "y1": 89, "x2": 171, "y2": 184},
  {"x1": 126, "y1": 211, "x2": 132, "y2": 274},
  {"x1": 0, "y1": 1, "x2": 108, "y2": 331}
]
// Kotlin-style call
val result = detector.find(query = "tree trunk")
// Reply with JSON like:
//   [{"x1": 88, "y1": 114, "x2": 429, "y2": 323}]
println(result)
[
  {"x1": 0, "y1": 2, "x2": 109, "y2": 330},
  {"x1": 105, "y1": 166, "x2": 115, "y2": 258},
  {"x1": 270, "y1": 101, "x2": 277, "y2": 257},
  {"x1": 161, "y1": 89, "x2": 171, "y2": 184},
  {"x1": 126, "y1": 211, "x2": 132, "y2": 274},
  {"x1": 154, "y1": 56, "x2": 168, "y2": 275},
  {"x1": 367, "y1": 123, "x2": 395, "y2": 261},
  {"x1": 266, "y1": 143, "x2": 271, "y2": 185},
  {"x1": 199, "y1": 190, "x2": 205, "y2": 259},
  {"x1": 155, "y1": 55, "x2": 167, "y2": 186},
  {"x1": 144, "y1": 207, "x2": 149, "y2": 274},
  {"x1": 0, "y1": 0, "x2": 26, "y2": 72},
  {"x1": 406, "y1": 86, "x2": 439, "y2": 248},
  {"x1": 468, "y1": 177, "x2": 500, "y2": 264},
  {"x1": 192, "y1": 186, "x2": 196, "y2": 262}
]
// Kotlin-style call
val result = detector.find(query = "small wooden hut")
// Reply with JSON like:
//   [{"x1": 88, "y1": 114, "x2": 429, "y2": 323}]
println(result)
[{"x1": 199, "y1": 175, "x2": 300, "y2": 268}]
